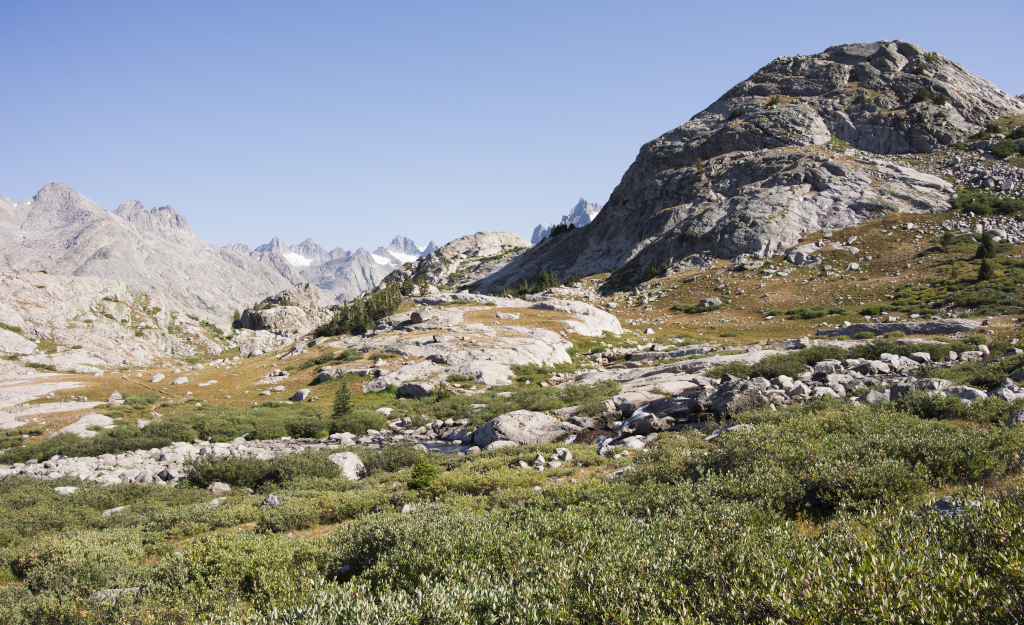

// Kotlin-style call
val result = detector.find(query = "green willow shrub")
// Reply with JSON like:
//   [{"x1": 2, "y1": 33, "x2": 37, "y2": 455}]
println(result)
[{"x1": 257, "y1": 489, "x2": 1024, "y2": 624}]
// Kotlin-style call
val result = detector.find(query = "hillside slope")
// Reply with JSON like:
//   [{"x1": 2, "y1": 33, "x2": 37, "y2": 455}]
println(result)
[{"x1": 477, "y1": 40, "x2": 1024, "y2": 291}]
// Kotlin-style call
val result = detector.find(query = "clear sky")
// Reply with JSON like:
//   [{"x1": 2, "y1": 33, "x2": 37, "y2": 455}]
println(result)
[{"x1": 1, "y1": 1, "x2": 1021, "y2": 252}]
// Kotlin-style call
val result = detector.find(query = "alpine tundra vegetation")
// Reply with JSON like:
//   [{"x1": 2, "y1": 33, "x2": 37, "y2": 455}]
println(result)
[{"x1": 0, "y1": 40, "x2": 1023, "y2": 624}]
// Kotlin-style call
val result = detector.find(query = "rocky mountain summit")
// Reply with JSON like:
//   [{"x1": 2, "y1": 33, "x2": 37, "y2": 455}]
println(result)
[
  {"x1": 477, "y1": 40, "x2": 1024, "y2": 291},
  {"x1": 0, "y1": 184, "x2": 295, "y2": 322},
  {"x1": 531, "y1": 198, "x2": 603, "y2": 243}
]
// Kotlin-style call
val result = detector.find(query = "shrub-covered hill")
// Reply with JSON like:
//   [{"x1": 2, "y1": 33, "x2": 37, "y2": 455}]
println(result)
[{"x1": 0, "y1": 400, "x2": 1021, "y2": 623}]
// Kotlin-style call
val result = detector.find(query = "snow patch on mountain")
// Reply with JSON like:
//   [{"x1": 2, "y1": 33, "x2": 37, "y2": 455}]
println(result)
[
  {"x1": 283, "y1": 252, "x2": 313, "y2": 267},
  {"x1": 388, "y1": 250, "x2": 419, "y2": 264}
]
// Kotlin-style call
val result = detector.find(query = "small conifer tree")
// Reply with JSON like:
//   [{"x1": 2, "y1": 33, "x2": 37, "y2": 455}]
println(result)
[
  {"x1": 975, "y1": 232, "x2": 996, "y2": 260},
  {"x1": 333, "y1": 380, "x2": 352, "y2": 417},
  {"x1": 407, "y1": 455, "x2": 441, "y2": 490},
  {"x1": 978, "y1": 258, "x2": 996, "y2": 281}
]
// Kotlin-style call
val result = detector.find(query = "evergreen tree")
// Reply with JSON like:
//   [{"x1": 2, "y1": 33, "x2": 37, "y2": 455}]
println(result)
[
  {"x1": 978, "y1": 258, "x2": 996, "y2": 281},
  {"x1": 407, "y1": 455, "x2": 441, "y2": 490},
  {"x1": 333, "y1": 379, "x2": 352, "y2": 417},
  {"x1": 975, "y1": 232, "x2": 996, "y2": 259}
]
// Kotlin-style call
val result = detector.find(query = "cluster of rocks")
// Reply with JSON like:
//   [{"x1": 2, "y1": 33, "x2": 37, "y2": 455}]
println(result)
[
  {"x1": 606, "y1": 344, "x2": 1024, "y2": 441},
  {"x1": 940, "y1": 215, "x2": 1024, "y2": 244},
  {"x1": 945, "y1": 153, "x2": 1024, "y2": 198},
  {"x1": 0, "y1": 436, "x2": 355, "y2": 485}
]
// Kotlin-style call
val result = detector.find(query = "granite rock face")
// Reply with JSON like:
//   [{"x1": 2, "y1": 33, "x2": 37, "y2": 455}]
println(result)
[
  {"x1": 381, "y1": 232, "x2": 531, "y2": 291},
  {"x1": 476, "y1": 41, "x2": 1024, "y2": 290},
  {"x1": 0, "y1": 185, "x2": 295, "y2": 322}
]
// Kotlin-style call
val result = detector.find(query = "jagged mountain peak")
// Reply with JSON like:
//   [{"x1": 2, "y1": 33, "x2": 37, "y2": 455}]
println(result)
[
  {"x1": 531, "y1": 198, "x2": 603, "y2": 244},
  {"x1": 115, "y1": 200, "x2": 191, "y2": 233}
]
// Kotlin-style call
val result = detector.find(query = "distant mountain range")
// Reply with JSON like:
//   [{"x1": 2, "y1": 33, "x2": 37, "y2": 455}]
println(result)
[
  {"x1": 531, "y1": 198, "x2": 602, "y2": 243},
  {"x1": 0, "y1": 182, "x2": 435, "y2": 320},
  {"x1": 233, "y1": 235, "x2": 437, "y2": 304}
]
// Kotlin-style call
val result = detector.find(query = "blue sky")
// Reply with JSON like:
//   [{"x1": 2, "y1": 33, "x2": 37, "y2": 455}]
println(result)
[{"x1": 1, "y1": 1, "x2": 1021, "y2": 251}]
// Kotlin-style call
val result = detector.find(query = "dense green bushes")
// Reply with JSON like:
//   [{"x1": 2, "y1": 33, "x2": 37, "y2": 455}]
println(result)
[
  {"x1": 633, "y1": 401, "x2": 1024, "y2": 512},
  {"x1": 187, "y1": 450, "x2": 341, "y2": 491},
  {"x1": 257, "y1": 486, "x2": 1024, "y2": 624},
  {"x1": 953, "y1": 188, "x2": 1024, "y2": 216}
]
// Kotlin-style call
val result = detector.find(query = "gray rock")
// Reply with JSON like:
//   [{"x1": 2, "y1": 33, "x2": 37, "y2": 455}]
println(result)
[
  {"x1": 473, "y1": 410, "x2": 582, "y2": 448},
  {"x1": 932, "y1": 496, "x2": 979, "y2": 519},
  {"x1": 859, "y1": 390, "x2": 888, "y2": 404},
  {"x1": 53, "y1": 486, "x2": 78, "y2": 495},
  {"x1": 397, "y1": 381, "x2": 435, "y2": 399},
  {"x1": 328, "y1": 452, "x2": 365, "y2": 481},
  {"x1": 261, "y1": 493, "x2": 285, "y2": 508},
  {"x1": 149, "y1": 373, "x2": 165, "y2": 383},
  {"x1": 818, "y1": 319, "x2": 983, "y2": 338},
  {"x1": 207, "y1": 481, "x2": 231, "y2": 495},
  {"x1": 172, "y1": 376, "x2": 188, "y2": 385},
  {"x1": 1007, "y1": 409, "x2": 1024, "y2": 427},
  {"x1": 947, "y1": 386, "x2": 988, "y2": 401},
  {"x1": 102, "y1": 506, "x2": 126, "y2": 517},
  {"x1": 291, "y1": 389, "x2": 311, "y2": 402}
]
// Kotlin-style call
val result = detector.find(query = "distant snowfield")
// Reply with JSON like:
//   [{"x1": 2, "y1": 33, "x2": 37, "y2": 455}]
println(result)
[
  {"x1": 388, "y1": 250, "x2": 418, "y2": 264},
  {"x1": 370, "y1": 253, "x2": 392, "y2": 265},
  {"x1": 283, "y1": 252, "x2": 313, "y2": 267}
]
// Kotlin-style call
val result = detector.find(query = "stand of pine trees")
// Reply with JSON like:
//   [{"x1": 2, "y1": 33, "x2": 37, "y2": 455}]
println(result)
[{"x1": 315, "y1": 283, "x2": 402, "y2": 336}]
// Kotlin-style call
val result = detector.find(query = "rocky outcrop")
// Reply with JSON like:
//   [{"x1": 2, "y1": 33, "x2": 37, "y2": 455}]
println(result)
[
  {"x1": 239, "y1": 283, "x2": 332, "y2": 339},
  {"x1": 475, "y1": 41, "x2": 1024, "y2": 290},
  {"x1": 0, "y1": 270, "x2": 222, "y2": 369},
  {"x1": 473, "y1": 410, "x2": 582, "y2": 448},
  {"x1": 816, "y1": 318, "x2": 983, "y2": 338},
  {"x1": 381, "y1": 232, "x2": 530, "y2": 292}
]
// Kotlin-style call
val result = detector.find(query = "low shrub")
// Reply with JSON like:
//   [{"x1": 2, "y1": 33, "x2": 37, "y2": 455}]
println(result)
[
  {"x1": 895, "y1": 390, "x2": 1023, "y2": 424},
  {"x1": 187, "y1": 450, "x2": 340, "y2": 491},
  {"x1": 330, "y1": 409, "x2": 387, "y2": 435},
  {"x1": 855, "y1": 331, "x2": 876, "y2": 340},
  {"x1": 993, "y1": 139, "x2": 1021, "y2": 159},
  {"x1": 357, "y1": 444, "x2": 423, "y2": 477},
  {"x1": 706, "y1": 362, "x2": 753, "y2": 379}
]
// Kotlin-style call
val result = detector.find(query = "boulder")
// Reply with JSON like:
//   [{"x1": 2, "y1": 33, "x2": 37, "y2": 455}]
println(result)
[
  {"x1": 397, "y1": 381, "x2": 435, "y2": 399},
  {"x1": 328, "y1": 452, "x2": 365, "y2": 481},
  {"x1": 708, "y1": 377, "x2": 770, "y2": 415},
  {"x1": 473, "y1": 410, "x2": 582, "y2": 448},
  {"x1": 1007, "y1": 409, "x2": 1024, "y2": 427},
  {"x1": 946, "y1": 386, "x2": 988, "y2": 401},
  {"x1": 207, "y1": 481, "x2": 231, "y2": 495},
  {"x1": 261, "y1": 493, "x2": 284, "y2": 508},
  {"x1": 149, "y1": 373, "x2": 165, "y2": 383},
  {"x1": 172, "y1": 377, "x2": 188, "y2": 385},
  {"x1": 291, "y1": 389, "x2": 311, "y2": 402}
]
